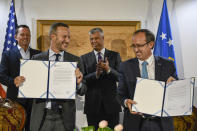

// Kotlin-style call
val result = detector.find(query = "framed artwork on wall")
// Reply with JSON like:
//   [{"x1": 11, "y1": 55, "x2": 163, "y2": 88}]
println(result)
[{"x1": 37, "y1": 20, "x2": 140, "y2": 61}]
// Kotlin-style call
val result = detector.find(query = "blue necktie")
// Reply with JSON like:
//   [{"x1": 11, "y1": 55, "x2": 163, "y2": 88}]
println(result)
[{"x1": 141, "y1": 61, "x2": 148, "y2": 79}]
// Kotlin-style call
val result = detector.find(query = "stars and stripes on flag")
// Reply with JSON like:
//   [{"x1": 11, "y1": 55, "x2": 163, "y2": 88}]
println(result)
[
  {"x1": 3, "y1": 0, "x2": 18, "y2": 52},
  {"x1": 0, "y1": 0, "x2": 18, "y2": 98},
  {"x1": 153, "y1": 0, "x2": 177, "y2": 69},
  {"x1": 0, "y1": 84, "x2": 6, "y2": 98}
]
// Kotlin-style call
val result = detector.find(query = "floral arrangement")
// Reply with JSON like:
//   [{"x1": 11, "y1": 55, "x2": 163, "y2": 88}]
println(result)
[{"x1": 75, "y1": 120, "x2": 123, "y2": 131}]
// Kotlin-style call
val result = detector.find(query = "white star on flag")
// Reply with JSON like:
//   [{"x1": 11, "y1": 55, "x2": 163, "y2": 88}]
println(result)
[
  {"x1": 160, "y1": 32, "x2": 166, "y2": 40},
  {"x1": 8, "y1": 33, "x2": 12, "y2": 37},
  {"x1": 3, "y1": 0, "x2": 18, "y2": 53},
  {"x1": 13, "y1": 42, "x2": 16, "y2": 46},
  {"x1": 167, "y1": 38, "x2": 173, "y2": 46}
]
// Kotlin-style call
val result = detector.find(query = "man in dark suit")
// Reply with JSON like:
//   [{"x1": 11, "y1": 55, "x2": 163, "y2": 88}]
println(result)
[
  {"x1": 30, "y1": 23, "x2": 86, "y2": 131},
  {"x1": 0, "y1": 25, "x2": 41, "y2": 131},
  {"x1": 81, "y1": 28, "x2": 121, "y2": 129},
  {"x1": 117, "y1": 29, "x2": 177, "y2": 131}
]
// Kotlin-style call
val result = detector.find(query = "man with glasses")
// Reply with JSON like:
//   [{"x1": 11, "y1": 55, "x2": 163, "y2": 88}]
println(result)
[{"x1": 117, "y1": 29, "x2": 177, "y2": 131}]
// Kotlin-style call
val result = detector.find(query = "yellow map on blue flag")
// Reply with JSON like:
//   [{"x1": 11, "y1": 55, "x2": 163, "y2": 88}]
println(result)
[{"x1": 154, "y1": 0, "x2": 177, "y2": 70}]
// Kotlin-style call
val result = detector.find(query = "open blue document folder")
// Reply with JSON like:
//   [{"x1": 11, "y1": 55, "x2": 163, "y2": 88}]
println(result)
[
  {"x1": 132, "y1": 77, "x2": 195, "y2": 117},
  {"x1": 18, "y1": 59, "x2": 77, "y2": 99}
]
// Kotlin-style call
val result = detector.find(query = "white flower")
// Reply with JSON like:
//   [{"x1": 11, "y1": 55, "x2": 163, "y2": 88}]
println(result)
[
  {"x1": 114, "y1": 124, "x2": 123, "y2": 131},
  {"x1": 99, "y1": 120, "x2": 108, "y2": 128}
]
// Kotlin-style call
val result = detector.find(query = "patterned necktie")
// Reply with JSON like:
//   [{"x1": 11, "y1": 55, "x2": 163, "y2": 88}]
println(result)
[
  {"x1": 97, "y1": 52, "x2": 102, "y2": 62},
  {"x1": 141, "y1": 61, "x2": 148, "y2": 79}
]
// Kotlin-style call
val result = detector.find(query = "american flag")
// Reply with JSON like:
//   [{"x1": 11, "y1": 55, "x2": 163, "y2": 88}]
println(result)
[
  {"x1": 3, "y1": 0, "x2": 18, "y2": 52},
  {"x1": 0, "y1": 0, "x2": 18, "y2": 98}
]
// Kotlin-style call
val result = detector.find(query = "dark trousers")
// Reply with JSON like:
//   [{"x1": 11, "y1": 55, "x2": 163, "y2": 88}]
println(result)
[
  {"x1": 140, "y1": 117, "x2": 163, "y2": 131},
  {"x1": 86, "y1": 103, "x2": 119, "y2": 130},
  {"x1": 123, "y1": 109, "x2": 174, "y2": 131}
]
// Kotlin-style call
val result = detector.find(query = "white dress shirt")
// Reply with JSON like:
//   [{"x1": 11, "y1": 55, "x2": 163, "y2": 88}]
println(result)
[
  {"x1": 94, "y1": 48, "x2": 105, "y2": 63},
  {"x1": 17, "y1": 45, "x2": 30, "y2": 59},
  {"x1": 138, "y1": 54, "x2": 155, "y2": 80}
]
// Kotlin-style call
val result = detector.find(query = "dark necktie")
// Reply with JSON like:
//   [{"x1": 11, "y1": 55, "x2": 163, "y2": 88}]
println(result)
[
  {"x1": 98, "y1": 52, "x2": 102, "y2": 62},
  {"x1": 55, "y1": 54, "x2": 60, "y2": 61},
  {"x1": 142, "y1": 61, "x2": 148, "y2": 79},
  {"x1": 51, "y1": 54, "x2": 61, "y2": 112}
]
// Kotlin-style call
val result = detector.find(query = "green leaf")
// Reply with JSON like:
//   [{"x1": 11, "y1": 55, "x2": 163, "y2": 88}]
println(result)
[
  {"x1": 81, "y1": 126, "x2": 95, "y2": 131},
  {"x1": 97, "y1": 127, "x2": 114, "y2": 131}
]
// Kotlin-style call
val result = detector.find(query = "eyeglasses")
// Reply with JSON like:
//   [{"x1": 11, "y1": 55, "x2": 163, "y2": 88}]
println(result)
[{"x1": 130, "y1": 41, "x2": 151, "y2": 48}]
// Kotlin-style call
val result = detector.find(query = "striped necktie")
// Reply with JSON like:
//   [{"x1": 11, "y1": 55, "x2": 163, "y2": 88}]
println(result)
[{"x1": 97, "y1": 52, "x2": 102, "y2": 62}]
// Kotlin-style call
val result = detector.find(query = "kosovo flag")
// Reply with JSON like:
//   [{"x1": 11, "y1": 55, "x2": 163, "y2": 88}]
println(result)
[{"x1": 153, "y1": 0, "x2": 177, "y2": 70}]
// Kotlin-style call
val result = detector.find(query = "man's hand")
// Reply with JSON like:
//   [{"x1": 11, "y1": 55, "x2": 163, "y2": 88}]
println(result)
[
  {"x1": 96, "y1": 61, "x2": 103, "y2": 77},
  {"x1": 75, "y1": 68, "x2": 83, "y2": 84},
  {"x1": 125, "y1": 99, "x2": 138, "y2": 114},
  {"x1": 166, "y1": 76, "x2": 175, "y2": 84},
  {"x1": 96, "y1": 57, "x2": 110, "y2": 72},
  {"x1": 14, "y1": 76, "x2": 25, "y2": 87}
]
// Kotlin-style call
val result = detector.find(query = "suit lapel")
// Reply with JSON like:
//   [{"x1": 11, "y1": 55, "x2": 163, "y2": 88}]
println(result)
[
  {"x1": 29, "y1": 48, "x2": 33, "y2": 58},
  {"x1": 29, "y1": 48, "x2": 36, "y2": 58},
  {"x1": 155, "y1": 56, "x2": 162, "y2": 80},
  {"x1": 104, "y1": 49, "x2": 110, "y2": 61},
  {"x1": 133, "y1": 58, "x2": 141, "y2": 77},
  {"x1": 63, "y1": 51, "x2": 70, "y2": 62},
  {"x1": 44, "y1": 50, "x2": 49, "y2": 60},
  {"x1": 90, "y1": 51, "x2": 97, "y2": 64},
  {"x1": 13, "y1": 47, "x2": 22, "y2": 59},
  {"x1": 89, "y1": 51, "x2": 97, "y2": 71}
]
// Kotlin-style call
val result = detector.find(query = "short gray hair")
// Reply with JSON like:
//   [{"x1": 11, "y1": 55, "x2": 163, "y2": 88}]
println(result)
[{"x1": 89, "y1": 28, "x2": 104, "y2": 36}]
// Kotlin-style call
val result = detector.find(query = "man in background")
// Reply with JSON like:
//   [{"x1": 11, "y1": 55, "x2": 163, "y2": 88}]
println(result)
[
  {"x1": 117, "y1": 29, "x2": 177, "y2": 131},
  {"x1": 30, "y1": 22, "x2": 86, "y2": 131},
  {"x1": 81, "y1": 28, "x2": 121, "y2": 129},
  {"x1": 0, "y1": 25, "x2": 41, "y2": 131}
]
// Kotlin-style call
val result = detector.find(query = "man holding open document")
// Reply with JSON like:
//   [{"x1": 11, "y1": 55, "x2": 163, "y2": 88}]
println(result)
[
  {"x1": 26, "y1": 23, "x2": 86, "y2": 131},
  {"x1": 117, "y1": 29, "x2": 177, "y2": 131}
]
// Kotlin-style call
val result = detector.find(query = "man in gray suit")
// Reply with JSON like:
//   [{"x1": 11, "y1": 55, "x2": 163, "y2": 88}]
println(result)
[{"x1": 30, "y1": 23, "x2": 86, "y2": 131}]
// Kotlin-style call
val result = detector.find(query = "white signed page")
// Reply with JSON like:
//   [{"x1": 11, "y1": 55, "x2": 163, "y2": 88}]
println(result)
[
  {"x1": 19, "y1": 60, "x2": 48, "y2": 98},
  {"x1": 132, "y1": 77, "x2": 165, "y2": 116},
  {"x1": 48, "y1": 62, "x2": 76, "y2": 99},
  {"x1": 163, "y1": 78, "x2": 194, "y2": 116}
]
